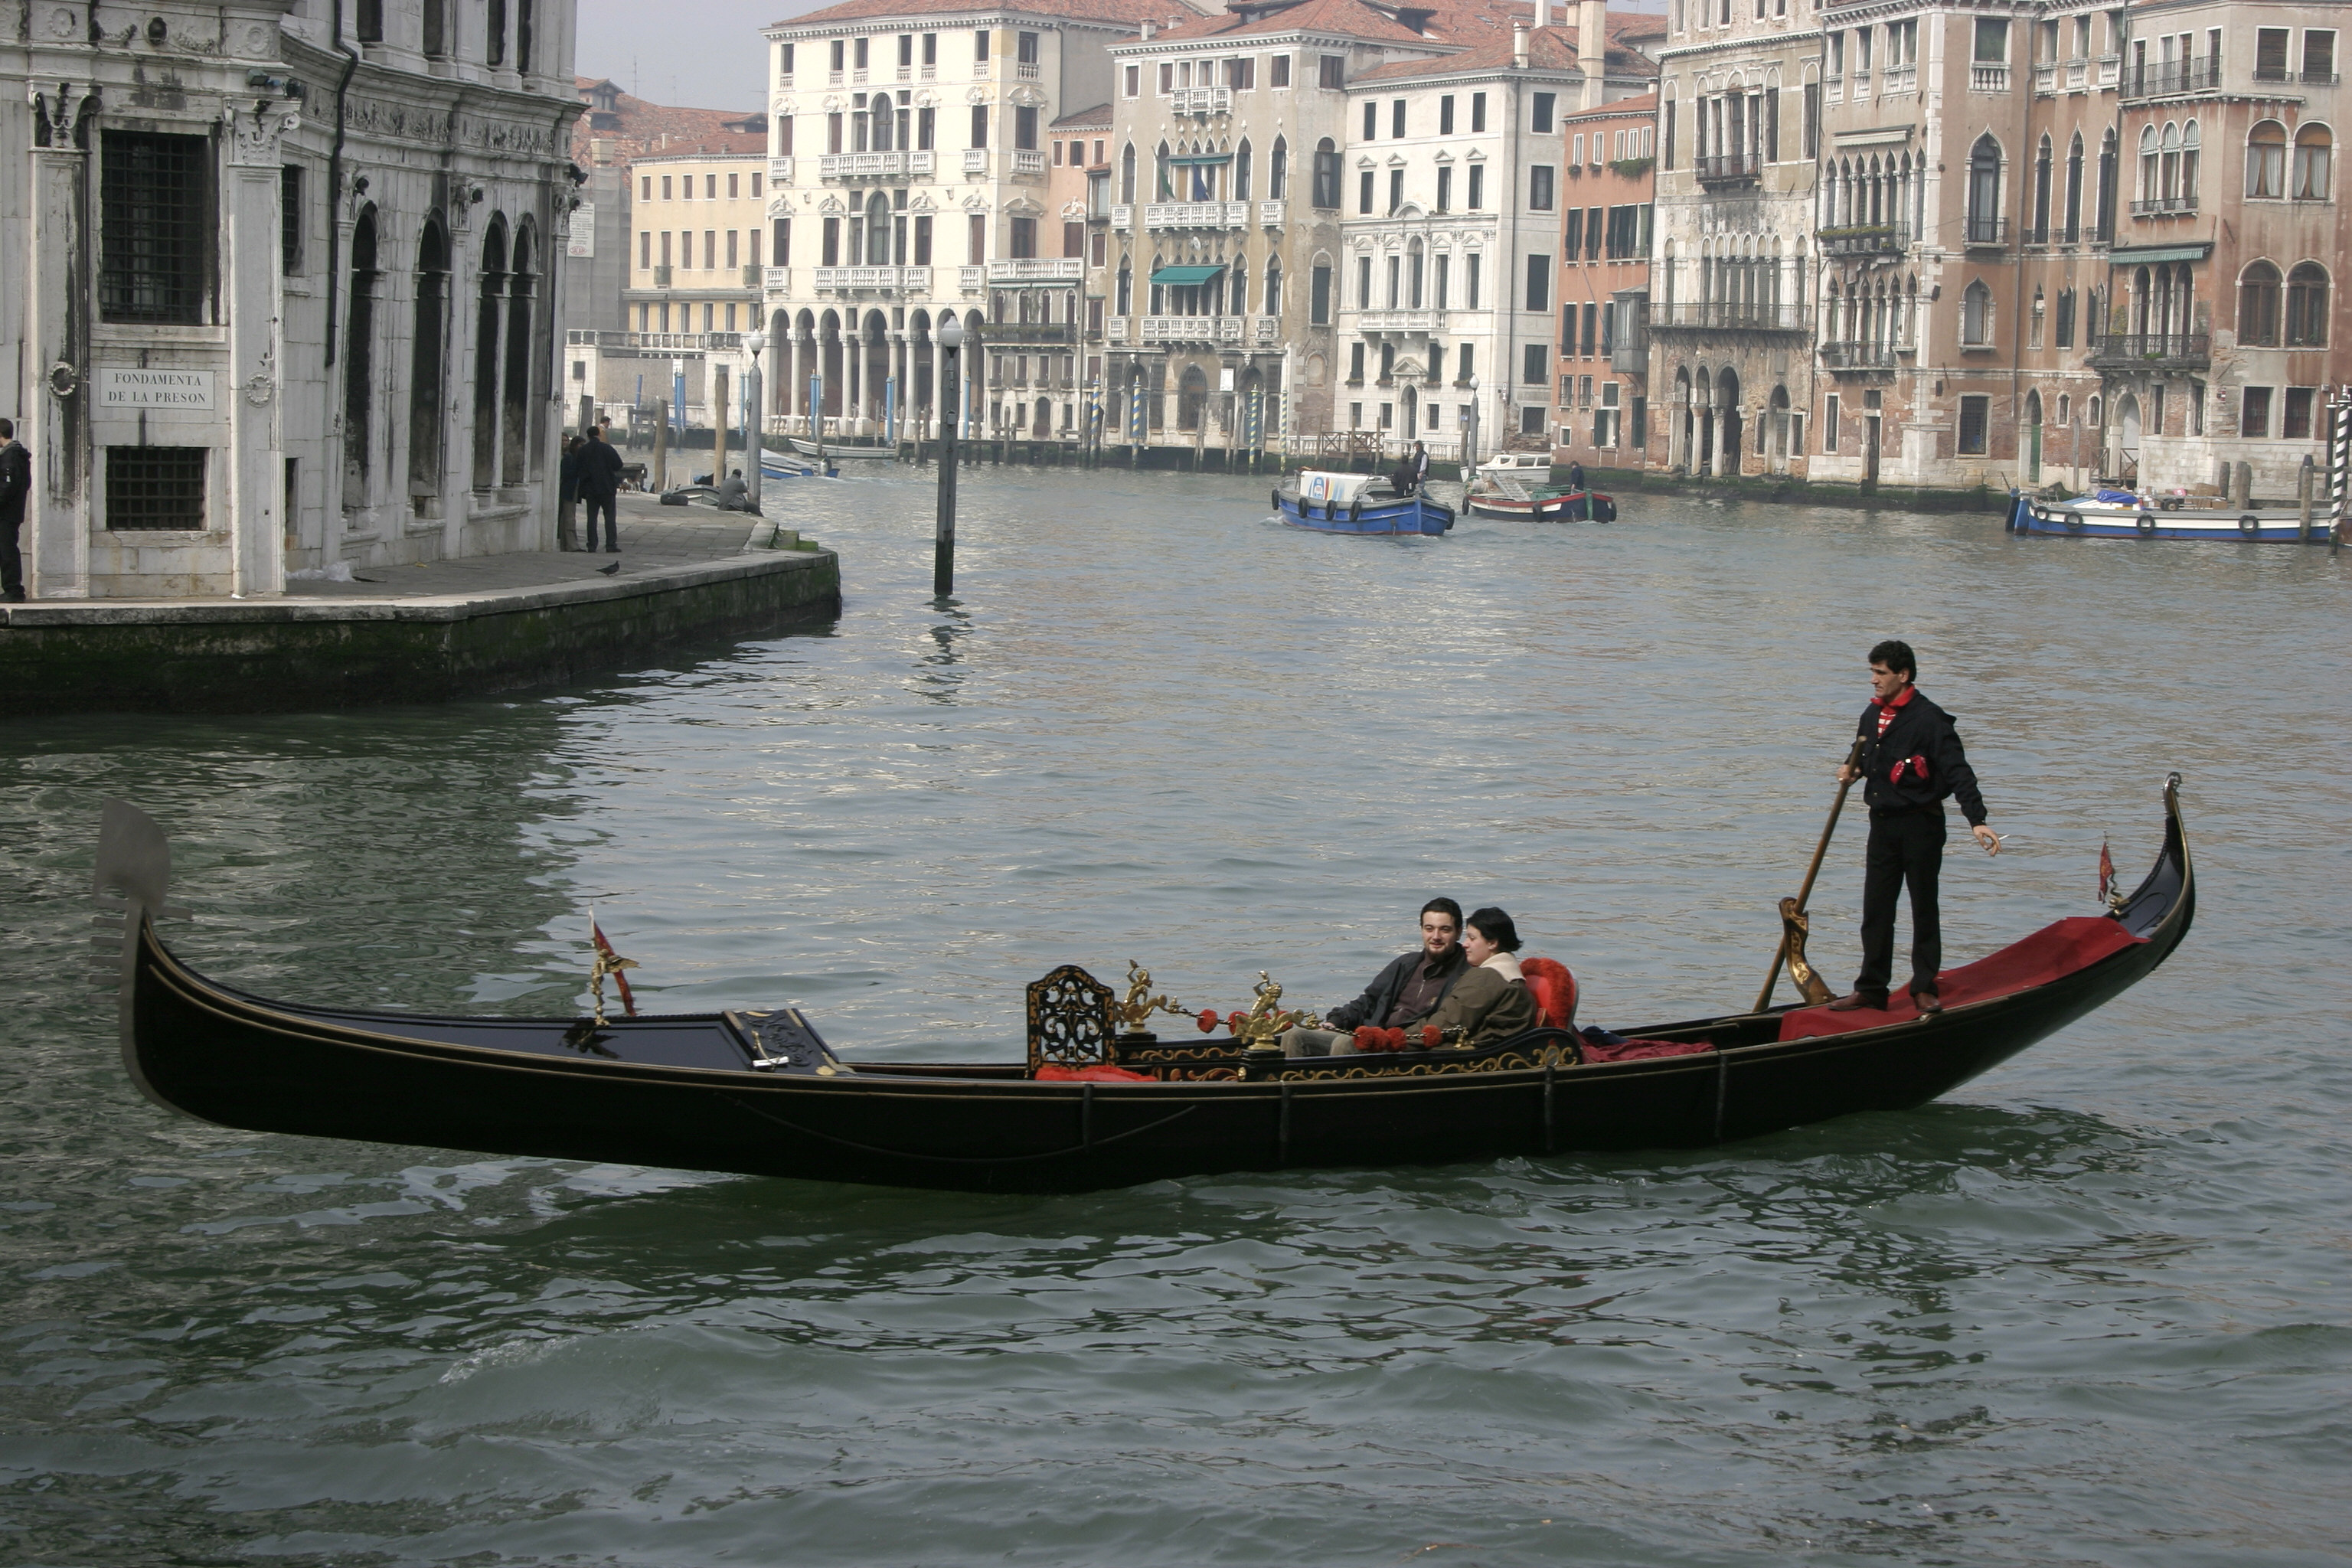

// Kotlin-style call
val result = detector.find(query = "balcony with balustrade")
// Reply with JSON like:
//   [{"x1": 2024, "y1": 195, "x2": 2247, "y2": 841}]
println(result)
[
  {"x1": 1818, "y1": 341, "x2": 1900, "y2": 372},
  {"x1": 1970, "y1": 63, "x2": 2011, "y2": 93},
  {"x1": 1647, "y1": 302, "x2": 1805, "y2": 333},
  {"x1": 818, "y1": 150, "x2": 934, "y2": 180},
  {"x1": 1140, "y1": 315, "x2": 1226, "y2": 344},
  {"x1": 988, "y1": 258, "x2": 1084, "y2": 283},
  {"x1": 2130, "y1": 194, "x2": 2200, "y2": 218},
  {"x1": 769, "y1": 157, "x2": 794, "y2": 185},
  {"x1": 1144, "y1": 201, "x2": 1248, "y2": 230},
  {"x1": 1962, "y1": 215, "x2": 2011, "y2": 250},
  {"x1": 2088, "y1": 331, "x2": 2210, "y2": 371},
  {"x1": 1819, "y1": 223, "x2": 1911, "y2": 257},
  {"x1": 763, "y1": 266, "x2": 791, "y2": 293},
  {"x1": 1011, "y1": 150, "x2": 1047, "y2": 178},
  {"x1": 1170, "y1": 86, "x2": 1233, "y2": 117},
  {"x1": 568, "y1": 330, "x2": 745, "y2": 352},
  {"x1": 1693, "y1": 152, "x2": 1760, "y2": 188},
  {"x1": 813, "y1": 266, "x2": 933, "y2": 294},
  {"x1": 983, "y1": 322, "x2": 1076, "y2": 346},
  {"x1": 2124, "y1": 60, "x2": 2222, "y2": 99},
  {"x1": 1110, "y1": 204, "x2": 1133, "y2": 231},
  {"x1": 1256, "y1": 201, "x2": 1284, "y2": 228},
  {"x1": 1359, "y1": 310, "x2": 1440, "y2": 334}
]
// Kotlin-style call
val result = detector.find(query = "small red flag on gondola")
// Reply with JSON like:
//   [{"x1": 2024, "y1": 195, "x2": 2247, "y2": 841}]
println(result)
[
  {"x1": 2098, "y1": 838, "x2": 2116, "y2": 905},
  {"x1": 590, "y1": 911, "x2": 639, "y2": 1018}
]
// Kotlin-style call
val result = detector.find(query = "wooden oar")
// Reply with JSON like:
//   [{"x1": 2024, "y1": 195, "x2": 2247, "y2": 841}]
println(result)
[{"x1": 1754, "y1": 736, "x2": 1868, "y2": 1014}]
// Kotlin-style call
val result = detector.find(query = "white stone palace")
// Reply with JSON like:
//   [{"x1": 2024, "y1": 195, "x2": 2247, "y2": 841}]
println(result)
[{"x1": 0, "y1": 0, "x2": 583, "y2": 599}]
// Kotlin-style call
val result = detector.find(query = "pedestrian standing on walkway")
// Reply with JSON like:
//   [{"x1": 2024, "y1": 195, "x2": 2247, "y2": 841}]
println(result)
[
  {"x1": 1828, "y1": 640, "x2": 2001, "y2": 1016},
  {"x1": 556, "y1": 434, "x2": 585, "y2": 552},
  {"x1": 0, "y1": 417, "x2": 29, "y2": 602},
  {"x1": 579, "y1": 424, "x2": 625, "y2": 554}
]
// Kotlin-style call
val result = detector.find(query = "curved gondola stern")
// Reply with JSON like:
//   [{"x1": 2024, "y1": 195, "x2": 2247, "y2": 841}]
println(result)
[{"x1": 94, "y1": 800, "x2": 190, "y2": 1116}]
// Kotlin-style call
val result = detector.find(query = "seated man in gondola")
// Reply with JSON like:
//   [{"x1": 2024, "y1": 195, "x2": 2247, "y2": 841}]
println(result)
[{"x1": 1282, "y1": 899, "x2": 1468, "y2": 1057}]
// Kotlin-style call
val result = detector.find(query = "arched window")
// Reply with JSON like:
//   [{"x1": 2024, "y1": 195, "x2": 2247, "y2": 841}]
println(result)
[
  {"x1": 1154, "y1": 139, "x2": 1171, "y2": 198},
  {"x1": 343, "y1": 207, "x2": 379, "y2": 498},
  {"x1": 1119, "y1": 141, "x2": 1135, "y2": 204},
  {"x1": 1312, "y1": 137, "x2": 1339, "y2": 208},
  {"x1": 1968, "y1": 133, "x2": 2001, "y2": 242},
  {"x1": 503, "y1": 221, "x2": 536, "y2": 485},
  {"x1": 2238, "y1": 260, "x2": 2282, "y2": 345},
  {"x1": 2138, "y1": 124, "x2": 2160, "y2": 201},
  {"x1": 2064, "y1": 131, "x2": 2085, "y2": 239},
  {"x1": 1269, "y1": 136, "x2": 1288, "y2": 199},
  {"x1": 1177, "y1": 364, "x2": 1207, "y2": 430},
  {"x1": 2161, "y1": 122, "x2": 2181, "y2": 201},
  {"x1": 407, "y1": 218, "x2": 449, "y2": 496},
  {"x1": 2096, "y1": 128, "x2": 2118, "y2": 237},
  {"x1": 2247, "y1": 120, "x2": 2287, "y2": 198},
  {"x1": 2285, "y1": 262, "x2": 2330, "y2": 345},
  {"x1": 2033, "y1": 134, "x2": 2053, "y2": 239},
  {"x1": 2293, "y1": 124, "x2": 2332, "y2": 200},
  {"x1": 2088, "y1": 394, "x2": 2102, "y2": 428},
  {"x1": 1230, "y1": 263, "x2": 1247, "y2": 315},
  {"x1": 1235, "y1": 138, "x2": 1253, "y2": 200},
  {"x1": 2132, "y1": 264, "x2": 2153, "y2": 333},
  {"x1": 1263, "y1": 255, "x2": 1281, "y2": 315},
  {"x1": 471, "y1": 219, "x2": 506, "y2": 491},
  {"x1": 2183, "y1": 120, "x2": 2201, "y2": 202},
  {"x1": 1962, "y1": 279, "x2": 1992, "y2": 345},
  {"x1": 1115, "y1": 260, "x2": 1131, "y2": 315}
]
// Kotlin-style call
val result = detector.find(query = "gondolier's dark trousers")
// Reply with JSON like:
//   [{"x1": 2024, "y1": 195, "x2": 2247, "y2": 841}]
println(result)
[
  {"x1": 1856, "y1": 806, "x2": 1946, "y2": 1001},
  {"x1": 582, "y1": 491, "x2": 619, "y2": 551}
]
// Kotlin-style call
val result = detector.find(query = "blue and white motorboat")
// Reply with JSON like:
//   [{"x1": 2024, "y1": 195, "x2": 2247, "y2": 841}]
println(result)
[
  {"x1": 2008, "y1": 488, "x2": 2331, "y2": 541},
  {"x1": 1274, "y1": 470, "x2": 1455, "y2": 536},
  {"x1": 762, "y1": 453, "x2": 838, "y2": 482}
]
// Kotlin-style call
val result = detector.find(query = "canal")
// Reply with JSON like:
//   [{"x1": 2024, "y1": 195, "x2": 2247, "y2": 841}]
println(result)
[{"x1": 4, "y1": 468, "x2": 2347, "y2": 1564}]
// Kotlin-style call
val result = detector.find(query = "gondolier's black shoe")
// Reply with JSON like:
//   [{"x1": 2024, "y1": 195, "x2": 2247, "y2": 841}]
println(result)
[
  {"x1": 1825, "y1": 991, "x2": 1886, "y2": 1011},
  {"x1": 1913, "y1": 988, "x2": 1945, "y2": 1014}
]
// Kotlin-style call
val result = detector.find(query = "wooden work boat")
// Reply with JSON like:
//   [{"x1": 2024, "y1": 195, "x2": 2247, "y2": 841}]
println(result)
[
  {"x1": 2008, "y1": 489, "x2": 2330, "y2": 542},
  {"x1": 1273, "y1": 470, "x2": 1455, "y2": 536},
  {"x1": 92, "y1": 781, "x2": 2193, "y2": 1194},
  {"x1": 787, "y1": 436, "x2": 893, "y2": 461}
]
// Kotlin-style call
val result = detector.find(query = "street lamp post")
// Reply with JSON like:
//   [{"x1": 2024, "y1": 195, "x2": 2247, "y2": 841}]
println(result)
[
  {"x1": 743, "y1": 330, "x2": 767, "y2": 512},
  {"x1": 1465, "y1": 373, "x2": 1481, "y2": 475},
  {"x1": 935, "y1": 317, "x2": 962, "y2": 596}
]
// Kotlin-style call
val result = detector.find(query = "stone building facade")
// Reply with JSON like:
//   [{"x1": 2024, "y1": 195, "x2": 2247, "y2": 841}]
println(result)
[
  {"x1": 1553, "y1": 89, "x2": 1657, "y2": 464},
  {"x1": 753, "y1": 0, "x2": 1192, "y2": 445},
  {"x1": 1648, "y1": 0, "x2": 1821, "y2": 478},
  {"x1": 2, "y1": 0, "x2": 583, "y2": 599},
  {"x1": 2095, "y1": 0, "x2": 2347, "y2": 497}
]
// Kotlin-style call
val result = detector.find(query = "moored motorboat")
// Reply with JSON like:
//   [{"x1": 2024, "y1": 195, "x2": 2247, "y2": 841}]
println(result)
[
  {"x1": 1274, "y1": 471, "x2": 1454, "y2": 536},
  {"x1": 2008, "y1": 488, "x2": 2328, "y2": 541},
  {"x1": 788, "y1": 435, "x2": 893, "y2": 461},
  {"x1": 92, "y1": 781, "x2": 2194, "y2": 1194},
  {"x1": 1464, "y1": 452, "x2": 1617, "y2": 521}
]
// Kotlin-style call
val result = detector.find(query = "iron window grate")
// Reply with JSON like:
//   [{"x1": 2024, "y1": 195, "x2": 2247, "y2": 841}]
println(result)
[
  {"x1": 106, "y1": 446, "x2": 208, "y2": 531},
  {"x1": 100, "y1": 131, "x2": 210, "y2": 324}
]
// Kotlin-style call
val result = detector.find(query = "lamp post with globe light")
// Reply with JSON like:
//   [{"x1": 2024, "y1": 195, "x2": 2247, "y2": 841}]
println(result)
[
  {"x1": 743, "y1": 329, "x2": 766, "y2": 511},
  {"x1": 1465, "y1": 373, "x2": 1481, "y2": 475},
  {"x1": 934, "y1": 316, "x2": 963, "y2": 596}
]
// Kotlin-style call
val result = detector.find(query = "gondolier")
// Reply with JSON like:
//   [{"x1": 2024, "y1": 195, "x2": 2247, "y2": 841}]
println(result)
[{"x1": 1829, "y1": 640, "x2": 2001, "y2": 1015}]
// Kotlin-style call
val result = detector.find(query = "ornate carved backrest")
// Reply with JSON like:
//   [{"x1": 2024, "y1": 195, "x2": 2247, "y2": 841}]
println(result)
[{"x1": 1027, "y1": 965, "x2": 1117, "y2": 1073}]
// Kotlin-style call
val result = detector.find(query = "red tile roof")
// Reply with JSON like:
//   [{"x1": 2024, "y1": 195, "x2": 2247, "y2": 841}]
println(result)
[
  {"x1": 1560, "y1": 87, "x2": 1656, "y2": 119},
  {"x1": 776, "y1": 0, "x2": 1185, "y2": 27},
  {"x1": 1053, "y1": 102, "x2": 1117, "y2": 126},
  {"x1": 571, "y1": 78, "x2": 768, "y2": 166}
]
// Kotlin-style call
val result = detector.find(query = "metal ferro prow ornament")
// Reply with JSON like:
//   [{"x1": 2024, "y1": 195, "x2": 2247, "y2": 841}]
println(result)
[
  {"x1": 1777, "y1": 896, "x2": 1834, "y2": 1005},
  {"x1": 589, "y1": 943, "x2": 638, "y2": 1029}
]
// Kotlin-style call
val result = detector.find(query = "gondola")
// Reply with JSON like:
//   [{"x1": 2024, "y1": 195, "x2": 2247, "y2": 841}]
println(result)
[{"x1": 91, "y1": 780, "x2": 2194, "y2": 1195}]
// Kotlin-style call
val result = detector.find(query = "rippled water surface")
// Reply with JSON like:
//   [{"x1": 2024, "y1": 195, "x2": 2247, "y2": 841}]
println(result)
[{"x1": 5, "y1": 469, "x2": 2349, "y2": 1566}]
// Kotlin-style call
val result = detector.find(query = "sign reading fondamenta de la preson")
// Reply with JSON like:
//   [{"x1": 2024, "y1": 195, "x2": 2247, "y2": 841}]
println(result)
[{"x1": 96, "y1": 370, "x2": 216, "y2": 410}]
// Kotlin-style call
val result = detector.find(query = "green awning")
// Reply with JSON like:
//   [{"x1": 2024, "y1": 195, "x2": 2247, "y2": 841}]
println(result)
[
  {"x1": 2109, "y1": 243, "x2": 2213, "y2": 264},
  {"x1": 1165, "y1": 152, "x2": 1232, "y2": 165},
  {"x1": 1151, "y1": 264, "x2": 1227, "y2": 286}
]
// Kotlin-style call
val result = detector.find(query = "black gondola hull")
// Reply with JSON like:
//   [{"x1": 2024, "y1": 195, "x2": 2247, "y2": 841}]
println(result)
[{"x1": 115, "y1": 786, "x2": 2194, "y2": 1194}]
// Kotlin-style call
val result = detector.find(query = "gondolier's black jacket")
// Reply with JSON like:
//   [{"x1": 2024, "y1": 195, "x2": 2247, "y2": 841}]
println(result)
[
  {"x1": 1856, "y1": 689, "x2": 1989, "y2": 826},
  {"x1": 1325, "y1": 949, "x2": 1469, "y2": 1031}
]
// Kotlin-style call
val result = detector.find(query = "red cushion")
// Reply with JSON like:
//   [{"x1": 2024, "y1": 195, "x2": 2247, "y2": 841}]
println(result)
[
  {"x1": 1520, "y1": 956, "x2": 1578, "y2": 1030},
  {"x1": 1583, "y1": 1037, "x2": 1713, "y2": 1063},
  {"x1": 1034, "y1": 1063, "x2": 1155, "y2": 1082},
  {"x1": 1778, "y1": 916, "x2": 2145, "y2": 1041}
]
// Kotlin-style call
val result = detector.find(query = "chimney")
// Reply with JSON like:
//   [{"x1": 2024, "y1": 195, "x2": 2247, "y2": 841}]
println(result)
[
  {"x1": 1579, "y1": 0, "x2": 1607, "y2": 108},
  {"x1": 1142, "y1": 17, "x2": 1155, "y2": 38},
  {"x1": 1534, "y1": 0, "x2": 1550, "y2": 29},
  {"x1": 1512, "y1": 23, "x2": 1528, "y2": 68}
]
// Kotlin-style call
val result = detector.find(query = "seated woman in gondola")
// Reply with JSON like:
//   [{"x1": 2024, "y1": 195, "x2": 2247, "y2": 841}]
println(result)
[{"x1": 1421, "y1": 906, "x2": 1536, "y2": 1047}]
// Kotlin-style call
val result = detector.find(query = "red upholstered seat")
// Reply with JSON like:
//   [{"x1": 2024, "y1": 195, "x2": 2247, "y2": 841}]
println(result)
[
  {"x1": 1778, "y1": 916, "x2": 2145, "y2": 1041},
  {"x1": 1034, "y1": 1063, "x2": 1155, "y2": 1083},
  {"x1": 1521, "y1": 957, "x2": 1577, "y2": 1030}
]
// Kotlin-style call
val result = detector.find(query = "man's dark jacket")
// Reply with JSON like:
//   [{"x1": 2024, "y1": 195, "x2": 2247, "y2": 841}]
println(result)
[
  {"x1": 1855, "y1": 689, "x2": 1988, "y2": 825},
  {"x1": 1326, "y1": 948, "x2": 1468, "y2": 1031},
  {"x1": 578, "y1": 438, "x2": 625, "y2": 498},
  {"x1": 0, "y1": 439, "x2": 30, "y2": 523}
]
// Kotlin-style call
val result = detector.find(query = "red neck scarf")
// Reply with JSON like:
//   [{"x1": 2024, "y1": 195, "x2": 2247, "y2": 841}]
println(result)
[{"x1": 1873, "y1": 683, "x2": 1916, "y2": 737}]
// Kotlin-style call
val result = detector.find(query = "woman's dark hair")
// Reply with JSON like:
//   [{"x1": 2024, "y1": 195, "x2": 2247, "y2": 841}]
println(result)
[
  {"x1": 1419, "y1": 897, "x2": 1462, "y2": 927},
  {"x1": 1464, "y1": 906, "x2": 1521, "y2": 952},
  {"x1": 1868, "y1": 639, "x2": 1916, "y2": 678}
]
